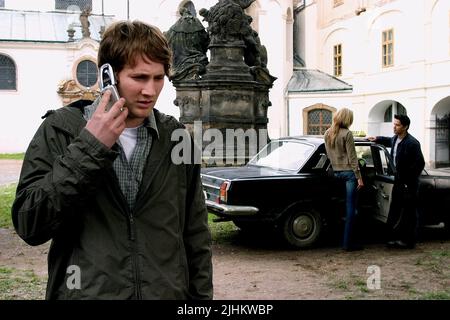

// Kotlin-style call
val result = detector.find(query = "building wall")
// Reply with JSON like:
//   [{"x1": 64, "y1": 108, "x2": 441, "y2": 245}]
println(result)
[
  {"x1": 126, "y1": 0, "x2": 294, "y2": 140},
  {"x1": 0, "y1": 40, "x2": 99, "y2": 153},
  {"x1": 290, "y1": 0, "x2": 450, "y2": 167},
  {"x1": 299, "y1": 0, "x2": 319, "y2": 68},
  {"x1": 288, "y1": 91, "x2": 353, "y2": 135},
  {"x1": 0, "y1": 0, "x2": 294, "y2": 152}
]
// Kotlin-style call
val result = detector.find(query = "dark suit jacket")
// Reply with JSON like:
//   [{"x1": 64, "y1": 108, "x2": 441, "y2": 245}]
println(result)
[{"x1": 376, "y1": 133, "x2": 425, "y2": 189}]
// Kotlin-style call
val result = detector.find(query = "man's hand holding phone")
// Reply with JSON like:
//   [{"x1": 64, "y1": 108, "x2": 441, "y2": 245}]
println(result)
[{"x1": 85, "y1": 90, "x2": 128, "y2": 148}]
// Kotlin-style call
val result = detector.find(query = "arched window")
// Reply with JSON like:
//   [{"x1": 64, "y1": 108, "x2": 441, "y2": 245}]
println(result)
[
  {"x1": 0, "y1": 54, "x2": 17, "y2": 90},
  {"x1": 384, "y1": 103, "x2": 406, "y2": 122},
  {"x1": 76, "y1": 60, "x2": 97, "y2": 87},
  {"x1": 307, "y1": 109, "x2": 333, "y2": 135},
  {"x1": 303, "y1": 104, "x2": 336, "y2": 135}
]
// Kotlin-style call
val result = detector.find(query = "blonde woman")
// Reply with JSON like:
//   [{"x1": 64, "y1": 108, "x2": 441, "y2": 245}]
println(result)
[{"x1": 324, "y1": 108, "x2": 364, "y2": 251}]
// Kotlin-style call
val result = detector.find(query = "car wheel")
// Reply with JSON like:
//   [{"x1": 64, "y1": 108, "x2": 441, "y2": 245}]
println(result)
[{"x1": 282, "y1": 209, "x2": 322, "y2": 248}]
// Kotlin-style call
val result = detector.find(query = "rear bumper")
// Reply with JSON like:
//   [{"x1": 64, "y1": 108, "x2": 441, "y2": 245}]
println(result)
[{"x1": 206, "y1": 200, "x2": 259, "y2": 217}]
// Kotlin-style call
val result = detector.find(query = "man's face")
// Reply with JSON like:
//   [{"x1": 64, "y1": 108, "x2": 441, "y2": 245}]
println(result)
[
  {"x1": 393, "y1": 118, "x2": 407, "y2": 136},
  {"x1": 117, "y1": 55, "x2": 165, "y2": 127}
]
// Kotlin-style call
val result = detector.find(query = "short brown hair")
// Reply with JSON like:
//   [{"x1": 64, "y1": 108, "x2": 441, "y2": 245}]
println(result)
[
  {"x1": 394, "y1": 114, "x2": 410, "y2": 130},
  {"x1": 98, "y1": 20, "x2": 172, "y2": 76}
]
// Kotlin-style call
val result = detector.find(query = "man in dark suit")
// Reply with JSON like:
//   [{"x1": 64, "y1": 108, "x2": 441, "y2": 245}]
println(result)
[{"x1": 368, "y1": 114, "x2": 425, "y2": 249}]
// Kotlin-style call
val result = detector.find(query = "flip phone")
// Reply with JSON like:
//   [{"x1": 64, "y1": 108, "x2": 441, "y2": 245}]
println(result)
[{"x1": 99, "y1": 63, "x2": 120, "y2": 112}]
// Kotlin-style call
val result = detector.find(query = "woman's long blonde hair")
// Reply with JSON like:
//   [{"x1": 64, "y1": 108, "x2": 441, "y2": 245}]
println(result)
[{"x1": 327, "y1": 108, "x2": 354, "y2": 147}]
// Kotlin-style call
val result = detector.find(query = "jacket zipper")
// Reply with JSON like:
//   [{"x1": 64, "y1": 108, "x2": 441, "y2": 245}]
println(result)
[
  {"x1": 128, "y1": 213, "x2": 136, "y2": 241},
  {"x1": 112, "y1": 146, "x2": 142, "y2": 299},
  {"x1": 127, "y1": 211, "x2": 142, "y2": 300}
]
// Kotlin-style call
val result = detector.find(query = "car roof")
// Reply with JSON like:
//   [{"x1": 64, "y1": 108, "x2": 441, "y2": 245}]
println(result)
[
  {"x1": 274, "y1": 136, "x2": 324, "y2": 147},
  {"x1": 273, "y1": 135, "x2": 374, "y2": 147}
]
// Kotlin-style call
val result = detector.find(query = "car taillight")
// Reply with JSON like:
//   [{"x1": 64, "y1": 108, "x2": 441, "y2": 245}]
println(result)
[{"x1": 219, "y1": 181, "x2": 230, "y2": 203}]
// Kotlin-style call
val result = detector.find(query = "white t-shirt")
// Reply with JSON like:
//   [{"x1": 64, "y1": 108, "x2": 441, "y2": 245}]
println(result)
[
  {"x1": 393, "y1": 136, "x2": 402, "y2": 166},
  {"x1": 118, "y1": 126, "x2": 142, "y2": 161}
]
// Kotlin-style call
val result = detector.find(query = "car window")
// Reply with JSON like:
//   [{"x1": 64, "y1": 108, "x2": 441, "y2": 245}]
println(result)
[
  {"x1": 355, "y1": 146, "x2": 373, "y2": 167},
  {"x1": 376, "y1": 148, "x2": 394, "y2": 176},
  {"x1": 248, "y1": 140, "x2": 315, "y2": 171}
]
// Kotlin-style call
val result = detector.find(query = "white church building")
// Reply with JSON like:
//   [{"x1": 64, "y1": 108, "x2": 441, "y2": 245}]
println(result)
[
  {"x1": 0, "y1": 0, "x2": 449, "y2": 167},
  {"x1": 290, "y1": 0, "x2": 450, "y2": 168}
]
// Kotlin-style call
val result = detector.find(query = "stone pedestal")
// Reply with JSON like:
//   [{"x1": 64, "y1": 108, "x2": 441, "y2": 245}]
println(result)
[
  {"x1": 203, "y1": 43, "x2": 253, "y2": 82},
  {"x1": 173, "y1": 75, "x2": 272, "y2": 165},
  {"x1": 170, "y1": 1, "x2": 276, "y2": 166}
]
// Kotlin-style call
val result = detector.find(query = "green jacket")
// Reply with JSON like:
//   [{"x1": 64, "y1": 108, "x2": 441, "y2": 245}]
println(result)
[{"x1": 12, "y1": 101, "x2": 213, "y2": 300}]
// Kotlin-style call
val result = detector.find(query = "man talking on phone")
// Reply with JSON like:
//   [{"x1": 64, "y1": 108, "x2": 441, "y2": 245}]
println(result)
[{"x1": 12, "y1": 21, "x2": 213, "y2": 300}]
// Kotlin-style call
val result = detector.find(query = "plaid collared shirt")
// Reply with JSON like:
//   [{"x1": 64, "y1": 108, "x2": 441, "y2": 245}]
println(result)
[{"x1": 84, "y1": 98, "x2": 159, "y2": 210}]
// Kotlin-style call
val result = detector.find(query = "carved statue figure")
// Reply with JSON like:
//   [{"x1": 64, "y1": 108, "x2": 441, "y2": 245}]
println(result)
[
  {"x1": 57, "y1": 79, "x2": 80, "y2": 94},
  {"x1": 80, "y1": 9, "x2": 91, "y2": 38},
  {"x1": 199, "y1": 0, "x2": 269, "y2": 73},
  {"x1": 233, "y1": 0, "x2": 257, "y2": 9},
  {"x1": 165, "y1": 8, "x2": 210, "y2": 81},
  {"x1": 242, "y1": 15, "x2": 264, "y2": 68},
  {"x1": 199, "y1": 0, "x2": 254, "y2": 45}
]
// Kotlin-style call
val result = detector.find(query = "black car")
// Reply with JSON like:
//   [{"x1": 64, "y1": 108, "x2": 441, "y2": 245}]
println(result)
[{"x1": 201, "y1": 136, "x2": 450, "y2": 248}]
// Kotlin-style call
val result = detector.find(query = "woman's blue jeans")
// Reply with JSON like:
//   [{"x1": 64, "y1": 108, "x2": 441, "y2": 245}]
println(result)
[{"x1": 334, "y1": 170, "x2": 358, "y2": 249}]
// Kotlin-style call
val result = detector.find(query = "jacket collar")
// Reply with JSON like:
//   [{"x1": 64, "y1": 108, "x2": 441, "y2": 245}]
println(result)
[{"x1": 393, "y1": 132, "x2": 410, "y2": 144}]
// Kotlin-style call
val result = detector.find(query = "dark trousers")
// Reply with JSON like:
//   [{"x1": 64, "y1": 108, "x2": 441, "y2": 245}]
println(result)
[{"x1": 388, "y1": 182, "x2": 419, "y2": 246}]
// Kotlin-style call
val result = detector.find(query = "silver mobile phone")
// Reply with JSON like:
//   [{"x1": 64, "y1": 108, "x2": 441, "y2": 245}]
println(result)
[{"x1": 99, "y1": 63, "x2": 121, "y2": 112}]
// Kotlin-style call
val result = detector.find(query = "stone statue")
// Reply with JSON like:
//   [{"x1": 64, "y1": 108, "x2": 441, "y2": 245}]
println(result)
[
  {"x1": 233, "y1": 0, "x2": 257, "y2": 9},
  {"x1": 80, "y1": 9, "x2": 91, "y2": 38},
  {"x1": 199, "y1": 0, "x2": 263, "y2": 67},
  {"x1": 242, "y1": 15, "x2": 264, "y2": 68},
  {"x1": 198, "y1": 0, "x2": 274, "y2": 84},
  {"x1": 57, "y1": 79, "x2": 79, "y2": 94},
  {"x1": 199, "y1": 0, "x2": 254, "y2": 45},
  {"x1": 165, "y1": 8, "x2": 210, "y2": 81},
  {"x1": 171, "y1": 0, "x2": 276, "y2": 165}
]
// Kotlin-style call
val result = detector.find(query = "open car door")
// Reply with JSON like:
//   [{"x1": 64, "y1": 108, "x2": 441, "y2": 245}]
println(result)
[
  {"x1": 370, "y1": 144, "x2": 397, "y2": 223},
  {"x1": 355, "y1": 142, "x2": 398, "y2": 224}
]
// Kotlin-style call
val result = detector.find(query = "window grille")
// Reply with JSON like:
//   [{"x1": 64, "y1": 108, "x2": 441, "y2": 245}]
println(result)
[
  {"x1": 0, "y1": 55, "x2": 16, "y2": 90},
  {"x1": 76, "y1": 60, "x2": 98, "y2": 87},
  {"x1": 333, "y1": 44, "x2": 342, "y2": 77},
  {"x1": 307, "y1": 109, "x2": 332, "y2": 135},
  {"x1": 382, "y1": 29, "x2": 394, "y2": 67}
]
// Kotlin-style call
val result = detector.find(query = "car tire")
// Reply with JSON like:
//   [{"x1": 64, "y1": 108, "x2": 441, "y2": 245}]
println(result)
[{"x1": 282, "y1": 209, "x2": 322, "y2": 248}]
